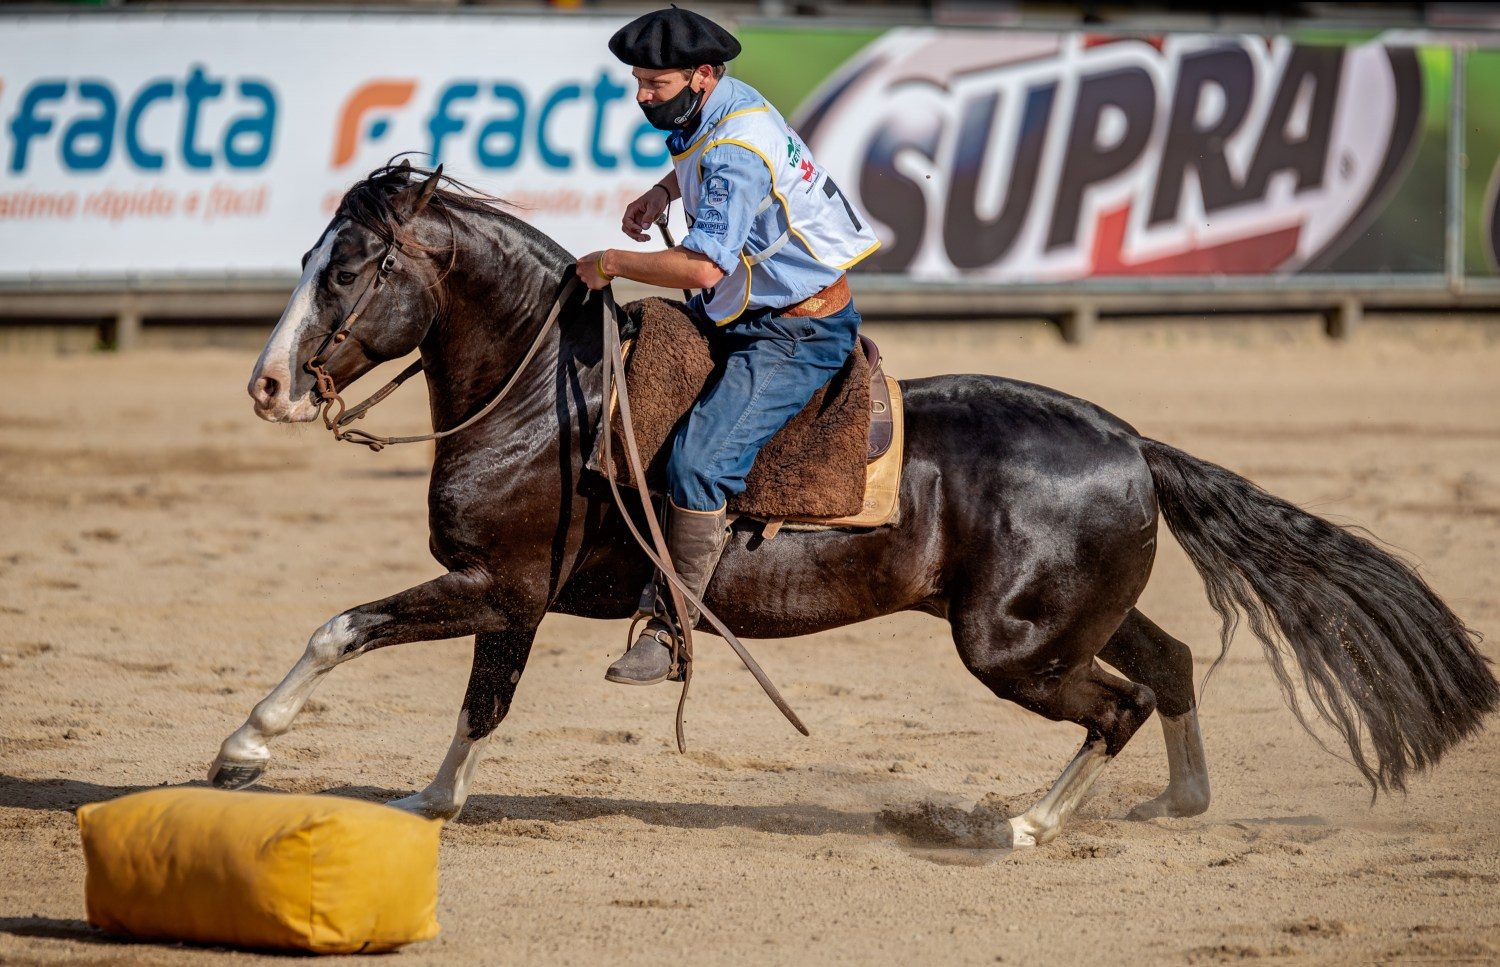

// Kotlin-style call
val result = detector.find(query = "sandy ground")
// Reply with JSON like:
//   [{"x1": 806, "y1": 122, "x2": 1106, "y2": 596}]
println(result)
[{"x1": 2, "y1": 316, "x2": 1498, "y2": 966}]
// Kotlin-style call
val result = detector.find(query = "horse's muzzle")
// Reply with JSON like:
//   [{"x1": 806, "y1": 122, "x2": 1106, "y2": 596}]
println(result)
[{"x1": 248, "y1": 367, "x2": 319, "y2": 423}]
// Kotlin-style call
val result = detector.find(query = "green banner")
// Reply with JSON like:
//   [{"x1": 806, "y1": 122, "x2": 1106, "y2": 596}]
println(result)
[
  {"x1": 1466, "y1": 49, "x2": 1500, "y2": 275},
  {"x1": 733, "y1": 26, "x2": 1463, "y2": 284}
]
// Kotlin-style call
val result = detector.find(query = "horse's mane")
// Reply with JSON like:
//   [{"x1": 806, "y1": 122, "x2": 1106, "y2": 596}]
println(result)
[
  {"x1": 335, "y1": 157, "x2": 571, "y2": 281},
  {"x1": 336, "y1": 158, "x2": 510, "y2": 251}
]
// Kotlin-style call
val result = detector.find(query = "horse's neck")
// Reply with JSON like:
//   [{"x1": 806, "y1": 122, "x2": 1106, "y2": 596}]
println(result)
[{"x1": 420, "y1": 224, "x2": 604, "y2": 451}]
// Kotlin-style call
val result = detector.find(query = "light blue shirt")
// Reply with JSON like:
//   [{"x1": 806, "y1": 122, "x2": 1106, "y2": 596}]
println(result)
[{"x1": 666, "y1": 78, "x2": 846, "y2": 316}]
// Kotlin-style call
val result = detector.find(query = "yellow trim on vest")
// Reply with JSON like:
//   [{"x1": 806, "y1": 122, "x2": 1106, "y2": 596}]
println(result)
[
  {"x1": 714, "y1": 251, "x2": 756, "y2": 326},
  {"x1": 670, "y1": 105, "x2": 770, "y2": 162},
  {"x1": 835, "y1": 238, "x2": 882, "y2": 271},
  {"x1": 692, "y1": 134, "x2": 872, "y2": 324},
  {"x1": 694, "y1": 138, "x2": 773, "y2": 327},
  {"x1": 699, "y1": 138, "x2": 820, "y2": 264}
]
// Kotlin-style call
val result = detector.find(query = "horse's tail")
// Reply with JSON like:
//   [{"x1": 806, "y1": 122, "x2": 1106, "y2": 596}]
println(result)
[{"x1": 1140, "y1": 437, "x2": 1495, "y2": 793}]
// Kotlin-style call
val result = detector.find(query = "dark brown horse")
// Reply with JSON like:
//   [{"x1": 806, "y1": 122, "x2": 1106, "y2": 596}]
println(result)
[{"x1": 212, "y1": 164, "x2": 1496, "y2": 848}]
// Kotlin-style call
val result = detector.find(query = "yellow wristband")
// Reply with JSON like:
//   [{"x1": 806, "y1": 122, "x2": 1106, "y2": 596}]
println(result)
[{"x1": 595, "y1": 253, "x2": 614, "y2": 283}]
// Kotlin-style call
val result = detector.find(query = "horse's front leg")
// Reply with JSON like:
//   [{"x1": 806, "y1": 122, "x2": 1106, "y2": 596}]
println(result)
[
  {"x1": 388, "y1": 628, "x2": 534, "y2": 820},
  {"x1": 208, "y1": 569, "x2": 509, "y2": 790}
]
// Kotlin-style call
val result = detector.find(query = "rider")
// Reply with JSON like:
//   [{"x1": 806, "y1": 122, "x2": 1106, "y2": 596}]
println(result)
[{"x1": 575, "y1": 6, "x2": 881, "y2": 686}]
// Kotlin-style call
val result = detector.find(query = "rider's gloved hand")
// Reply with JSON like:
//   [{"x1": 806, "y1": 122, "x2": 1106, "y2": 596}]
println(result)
[{"x1": 621, "y1": 186, "x2": 669, "y2": 242}]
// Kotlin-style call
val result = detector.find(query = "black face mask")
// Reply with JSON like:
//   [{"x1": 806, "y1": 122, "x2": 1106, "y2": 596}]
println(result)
[{"x1": 641, "y1": 80, "x2": 706, "y2": 132}]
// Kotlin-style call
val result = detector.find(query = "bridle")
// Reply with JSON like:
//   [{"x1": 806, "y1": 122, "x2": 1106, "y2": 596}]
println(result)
[
  {"x1": 303, "y1": 232, "x2": 579, "y2": 453},
  {"x1": 304, "y1": 239, "x2": 404, "y2": 447},
  {"x1": 295, "y1": 199, "x2": 808, "y2": 749}
]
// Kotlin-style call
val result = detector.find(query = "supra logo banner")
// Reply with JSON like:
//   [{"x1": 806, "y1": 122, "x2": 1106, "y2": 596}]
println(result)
[{"x1": 796, "y1": 31, "x2": 1422, "y2": 281}]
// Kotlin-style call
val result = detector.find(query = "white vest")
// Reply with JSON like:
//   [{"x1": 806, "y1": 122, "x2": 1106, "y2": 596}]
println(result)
[{"x1": 672, "y1": 100, "x2": 880, "y2": 324}]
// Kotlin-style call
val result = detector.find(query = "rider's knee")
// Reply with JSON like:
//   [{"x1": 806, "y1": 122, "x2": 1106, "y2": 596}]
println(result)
[{"x1": 666, "y1": 451, "x2": 722, "y2": 512}]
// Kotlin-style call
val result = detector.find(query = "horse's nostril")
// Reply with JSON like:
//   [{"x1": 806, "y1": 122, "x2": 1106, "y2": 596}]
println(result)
[{"x1": 253, "y1": 375, "x2": 280, "y2": 404}]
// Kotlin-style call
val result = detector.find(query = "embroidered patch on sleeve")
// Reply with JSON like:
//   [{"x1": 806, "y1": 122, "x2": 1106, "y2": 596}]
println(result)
[
  {"x1": 704, "y1": 175, "x2": 731, "y2": 207},
  {"x1": 695, "y1": 207, "x2": 729, "y2": 237}
]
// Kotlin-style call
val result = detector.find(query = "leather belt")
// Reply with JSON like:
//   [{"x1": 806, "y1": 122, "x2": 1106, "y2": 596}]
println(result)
[{"x1": 779, "y1": 274, "x2": 851, "y2": 319}]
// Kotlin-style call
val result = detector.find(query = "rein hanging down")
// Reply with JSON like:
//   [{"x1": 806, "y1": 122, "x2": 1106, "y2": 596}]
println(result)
[{"x1": 299, "y1": 201, "x2": 807, "y2": 750}]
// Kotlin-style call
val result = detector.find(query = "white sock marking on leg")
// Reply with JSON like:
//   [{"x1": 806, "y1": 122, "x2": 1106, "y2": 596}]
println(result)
[
  {"x1": 1161, "y1": 709, "x2": 1210, "y2": 811},
  {"x1": 1009, "y1": 739, "x2": 1112, "y2": 847},
  {"x1": 390, "y1": 710, "x2": 491, "y2": 821},
  {"x1": 214, "y1": 614, "x2": 354, "y2": 769}
]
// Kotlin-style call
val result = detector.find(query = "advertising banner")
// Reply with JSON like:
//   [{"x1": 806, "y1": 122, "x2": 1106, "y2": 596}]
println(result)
[
  {"x1": 1466, "y1": 48, "x2": 1500, "y2": 277},
  {"x1": 0, "y1": 13, "x2": 1482, "y2": 289},
  {"x1": 0, "y1": 12, "x2": 682, "y2": 280},
  {"x1": 735, "y1": 26, "x2": 1454, "y2": 283}
]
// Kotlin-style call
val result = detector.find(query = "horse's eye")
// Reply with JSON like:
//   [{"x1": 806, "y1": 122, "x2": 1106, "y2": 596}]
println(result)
[{"x1": 336, "y1": 271, "x2": 357, "y2": 286}]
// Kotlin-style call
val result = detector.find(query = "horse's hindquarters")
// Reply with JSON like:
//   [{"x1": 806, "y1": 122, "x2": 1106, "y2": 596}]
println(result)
[{"x1": 698, "y1": 374, "x2": 1158, "y2": 642}]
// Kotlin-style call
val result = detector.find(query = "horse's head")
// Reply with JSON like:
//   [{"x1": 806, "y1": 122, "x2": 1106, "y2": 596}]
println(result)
[{"x1": 249, "y1": 164, "x2": 448, "y2": 422}]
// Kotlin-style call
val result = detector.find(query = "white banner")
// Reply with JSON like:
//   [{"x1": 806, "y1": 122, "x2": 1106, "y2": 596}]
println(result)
[{"x1": 0, "y1": 12, "x2": 686, "y2": 280}]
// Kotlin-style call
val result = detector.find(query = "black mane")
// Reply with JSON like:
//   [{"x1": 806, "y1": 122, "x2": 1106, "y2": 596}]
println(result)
[
  {"x1": 335, "y1": 159, "x2": 511, "y2": 246},
  {"x1": 336, "y1": 158, "x2": 570, "y2": 268}
]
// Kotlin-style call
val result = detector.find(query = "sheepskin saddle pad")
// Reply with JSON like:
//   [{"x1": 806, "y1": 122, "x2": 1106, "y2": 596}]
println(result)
[{"x1": 595, "y1": 297, "x2": 899, "y2": 524}]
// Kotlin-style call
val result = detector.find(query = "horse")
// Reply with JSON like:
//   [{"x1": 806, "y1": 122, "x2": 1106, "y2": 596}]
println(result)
[{"x1": 212, "y1": 163, "x2": 1496, "y2": 848}]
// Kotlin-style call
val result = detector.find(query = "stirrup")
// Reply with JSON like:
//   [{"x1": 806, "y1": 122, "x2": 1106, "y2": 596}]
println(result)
[
  {"x1": 624, "y1": 612, "x2": 689, "y2": 683},
  {"x1": 667, "y1": 636, "x2": 689, "y2": 683}
]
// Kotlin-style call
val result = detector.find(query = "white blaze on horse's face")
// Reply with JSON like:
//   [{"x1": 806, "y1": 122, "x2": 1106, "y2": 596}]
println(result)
[{"x1": 248, "y1": 225, "x2": 341, "y2": 423}]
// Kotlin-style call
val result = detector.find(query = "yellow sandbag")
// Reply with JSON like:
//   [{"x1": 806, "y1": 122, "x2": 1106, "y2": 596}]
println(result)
[{"x1": 77, "y1": 787, "x2": 441, "y2": 954}]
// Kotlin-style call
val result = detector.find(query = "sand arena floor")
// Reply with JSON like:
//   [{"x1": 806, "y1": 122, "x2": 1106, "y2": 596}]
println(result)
[{"x1": 1, "y1": 317, "x2": 1498, "y2": 965}]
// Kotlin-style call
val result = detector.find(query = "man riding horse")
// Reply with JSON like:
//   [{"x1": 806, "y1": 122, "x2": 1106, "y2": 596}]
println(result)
[
  {"x1": 574, "y1": 7, "x2": 881, "y2": 686},
  {"x1": 214, "y1": 5, "x2": 1494, "y2": 846}
]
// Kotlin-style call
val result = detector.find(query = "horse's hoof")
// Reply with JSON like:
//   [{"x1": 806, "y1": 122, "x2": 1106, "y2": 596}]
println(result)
[
  {"x1": 1127, "y1": 798, "x2": 1170, "y2": 821},
  {"x1": 387, "y1": 792, "x2": 459, "y2": 822},
  {"x1": 1007, "y1": 817, "x2": 1039, "y2": 849},
  {"x1": 1126, "y1": 786, "x2": 1209, "y2": 821},
  {"x1": 209, "y1": 759, "x2": 266, "y2": 790}
]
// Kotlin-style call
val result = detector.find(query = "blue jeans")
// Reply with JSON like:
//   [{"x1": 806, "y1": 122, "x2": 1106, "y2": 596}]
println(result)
[{"x1": 667, "y1": 299, "x2": 862, "y2": 511}]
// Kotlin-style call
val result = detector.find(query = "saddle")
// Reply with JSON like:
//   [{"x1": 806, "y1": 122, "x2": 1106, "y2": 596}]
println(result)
[{"x1": 590, "y1": 298, "x2": 904, "y2": 529}]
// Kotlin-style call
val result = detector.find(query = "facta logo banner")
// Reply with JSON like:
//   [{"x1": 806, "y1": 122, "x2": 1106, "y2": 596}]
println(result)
[
  {"x1": 0, "y1": 13, "x2": 676, "y2": 279},
  {"x1": 795, "y1": 31, "x2": 1423, "y2": 281}
]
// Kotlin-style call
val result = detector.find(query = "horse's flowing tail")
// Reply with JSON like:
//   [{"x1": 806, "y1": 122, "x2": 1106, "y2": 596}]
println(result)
[{"x1": 1141, "y1": 438, "x2": 1496, "y2": 793}]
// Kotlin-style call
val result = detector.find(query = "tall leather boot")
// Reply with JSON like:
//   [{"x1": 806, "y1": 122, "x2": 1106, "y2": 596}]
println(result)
[{"x1": 606, "y1": 502, "x2": 728, "y2": 686}]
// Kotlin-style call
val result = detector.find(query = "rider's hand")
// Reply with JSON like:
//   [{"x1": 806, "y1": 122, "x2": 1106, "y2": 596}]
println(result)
[
  {"x1": 575, "y1": 251, "x2": 614, "y2": 291},
  {"x1": 621, "y1": 186, "x2": 668, "y2": 242}
]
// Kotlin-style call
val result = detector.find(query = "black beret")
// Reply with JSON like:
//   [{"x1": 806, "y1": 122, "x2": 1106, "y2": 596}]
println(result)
[{"x1": 608, "y1": 6, "x2": 741, "y2": 70}]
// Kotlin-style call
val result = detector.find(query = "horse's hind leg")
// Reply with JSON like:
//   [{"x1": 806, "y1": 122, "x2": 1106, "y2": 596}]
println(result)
[
  {"x1": 956, "y1": 611, "x2": 1157, "y2": 847},
  {"x1": 389, "y1": 629, "x2": 535, "y2": 820},
  {"x1": 209, "y1": 570, "x2": 512, "y2": 790},
  {"x1": 1005, "y1": 664, "x2": 1157, "y2": 847},
  {"x1": 1099, "y1": 609, "x2": 1210, "y2": 820}
]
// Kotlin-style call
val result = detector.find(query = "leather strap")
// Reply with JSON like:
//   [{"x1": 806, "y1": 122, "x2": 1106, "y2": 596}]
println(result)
[
  {"x1": 303, "y1": 232, "x2": 808, "y2": 748},
  {"x1": 864, "y1": 332, "x2": 894, "y2": 461},
  {"x1": 335, "y1": 358, "x2": 425, "y2": 427},
  {"x1": 598, "y1": 286, "x2": 809, "y2": 751}
]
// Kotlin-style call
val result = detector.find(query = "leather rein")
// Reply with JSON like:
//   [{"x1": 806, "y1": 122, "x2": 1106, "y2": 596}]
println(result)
[
  {"x1": 304, "y1": 240, "x2": 567, "y2": 453},
  {"x1": 301, "y1": 241, "x2": 807, "y2": 751}
]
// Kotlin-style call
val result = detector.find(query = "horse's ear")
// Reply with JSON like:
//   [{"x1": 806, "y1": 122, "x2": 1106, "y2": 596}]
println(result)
[
  {"x1": 395, "y1": 164, "x2": 443, "y2": 221},
  {"x1": 410, "y1": 164, "x2": 442, "y2": 217}
]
